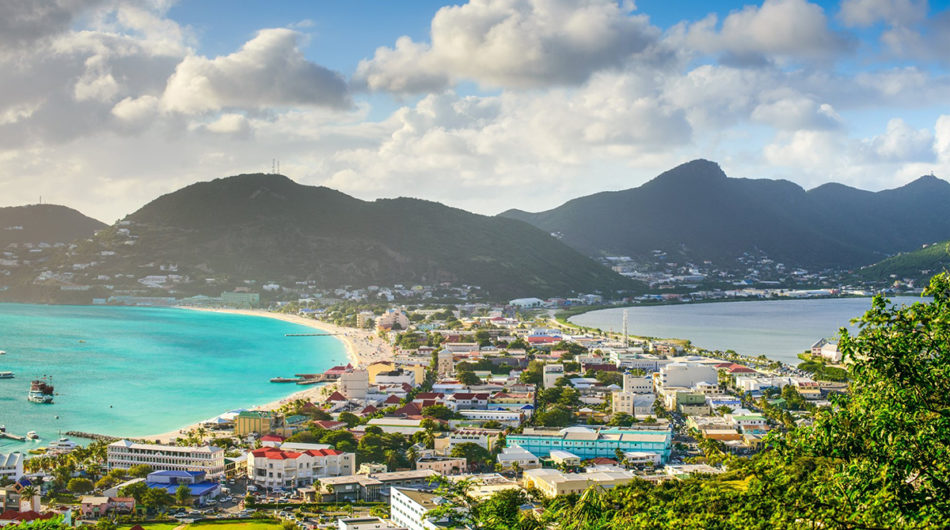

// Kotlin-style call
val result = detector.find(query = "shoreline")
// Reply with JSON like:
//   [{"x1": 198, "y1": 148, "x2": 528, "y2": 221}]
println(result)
[{"x1": 129, "y1": 307, "x2": 394, "y2": 444}]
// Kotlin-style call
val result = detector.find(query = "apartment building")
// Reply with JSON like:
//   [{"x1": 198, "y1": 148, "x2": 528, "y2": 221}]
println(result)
[{"x1": 107, "y1": 440, "x2": 225, "y2": 478}]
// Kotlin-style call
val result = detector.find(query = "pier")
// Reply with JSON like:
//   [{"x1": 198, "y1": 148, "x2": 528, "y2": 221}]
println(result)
[
  {"x1": 0, "y1": 432, "x2": 25, "y2": 441},
  {"x1": 64, "y1": 431, "x2": 120, "y2": 442},
  {"x1": 284, "y1": 333, "x2": 340, "y2": 337}
]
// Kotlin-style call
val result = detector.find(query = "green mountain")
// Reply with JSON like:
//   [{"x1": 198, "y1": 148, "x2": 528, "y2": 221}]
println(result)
[
  {"x1": 0, "y1": 204, "x2": 106, "y2": 246},
  {"x1": 500, "y1": 160, "x2": 950, "y2": 268},
  {"x1": 62, "y1": 173, "x2": 635, "y2": 298},
  {"x1": 854, "y1": 241, "x2": 950, "y2": 283}
]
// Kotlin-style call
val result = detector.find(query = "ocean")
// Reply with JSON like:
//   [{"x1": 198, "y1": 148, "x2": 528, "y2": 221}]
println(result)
[
  {"x1": 569, "y1": 296, "x2": 929, "y2": 365},
  {"x1": 0, "y1": 304, "x2": 347, "y2": 453}
]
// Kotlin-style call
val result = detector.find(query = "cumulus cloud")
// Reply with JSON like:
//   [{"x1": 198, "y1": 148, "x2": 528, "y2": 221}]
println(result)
[
  {"x1": 0, "y1": 0, "x2": 103, "y2": 53},
  {"x1": 355, "y1": 0, "x2": 660, "y2": 93},
  {"x1": 866, "y1": 118, "x2": 934, "y2": 161},
  {"x1": 672, "y1": 0, "x2": 852, "y2": 64},
  {"x1": 839, "y1": 0, "x2": 928, "y2": 27},
  {"x1": 162, "y1": 28, "x2": 350, "y2": 113}
]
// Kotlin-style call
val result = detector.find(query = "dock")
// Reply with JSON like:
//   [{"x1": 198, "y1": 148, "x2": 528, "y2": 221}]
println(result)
[
  {"x1": 64, "y1": 431, "x2": 120, "y2": 443},
  {"x1": 0, "y1": 432, "x2": 25, "y2": 441},
  {"x1": 284, "y1": 333, "x2": 340, "y2": 337}
]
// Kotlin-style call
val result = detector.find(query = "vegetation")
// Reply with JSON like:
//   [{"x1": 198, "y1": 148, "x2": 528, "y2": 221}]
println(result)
[{"x1": 856, "y1": 240, "x2": 950, "y2": 283}]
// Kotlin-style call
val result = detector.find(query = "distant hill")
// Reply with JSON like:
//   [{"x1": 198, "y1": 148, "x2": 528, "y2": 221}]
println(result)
[
  {"x1": 854, "y1": 241, "x2": 950, "y2": 283},
  {"x1": 501, "y1": 160, "x2": 950, "y2": 269},
  {"x1": 63, "y1": 174, "x2": 635, "y2": 298},
  {"x1": 0, "y1": 204, "x2": 106, "y2": 246}
]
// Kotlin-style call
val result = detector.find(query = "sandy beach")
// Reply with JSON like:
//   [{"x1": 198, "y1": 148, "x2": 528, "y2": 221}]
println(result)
[{"x1": 134, "y1": 307, "x2": 394, "y2": 443}]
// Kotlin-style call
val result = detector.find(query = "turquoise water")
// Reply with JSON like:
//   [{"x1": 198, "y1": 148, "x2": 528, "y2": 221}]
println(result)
[
  {"x1": 0, "y1": 304, "x2": 346, "y2": 453},
  {"x1": 570, "y1": 296, "x2": 928, "y2": 365}
]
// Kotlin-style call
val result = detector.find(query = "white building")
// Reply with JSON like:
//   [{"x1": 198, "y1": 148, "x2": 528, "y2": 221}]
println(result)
[
  {"x1": 508, "y1": 298, "x2": 543, "y2": 308},
  {"x1": 437, "y1": 350, "x2": 454, "y2": 378},
  {"x1": 623, "y1": 373, "x2": 653, "y2": 393},
  {"x1": 390, "y1": 488, "x2": 443, "y2": 530},
  {"x1": 496, "y1": 446, "x2": 541, "y2": 470},
  {"x1": 338, "y1": 517, "x2": 407, "y2": 530},
  {"x1": 376, "y1": 310, "x2": 410, "y2": 330},
  {"x1": 542, "y1": 364, "x2": 565, "y2": 388},
  {"x1": 0, "y1": 453, "x2": 24, "y2": 482},
  {"x1": 457, "y1": 409, "x2": 523, "y2": 427},
  {"x1": 522, "y1": 467, "x2": 637, "y2": 497},
  {"x1": 107, "y1": 440, "x2": 225, "y2": 478},
  {"x1": 248, "y1": 446, "x2": 355, "y2": 490},
  {"x1": 611, "y1": 391, "x2": 656, "y2": 418},
  {"x1": 658, "y1": 363, "x2": 720, "y2": 390},
  {"x1": 339, "y1": 369, "x2": 370, "y2": 399},
  {"x1": 819, "y1": 342, "x2": 842, "y2": 363}
]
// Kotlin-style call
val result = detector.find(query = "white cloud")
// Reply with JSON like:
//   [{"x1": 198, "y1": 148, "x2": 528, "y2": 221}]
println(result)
[
  {"x1": 161, "y1": 28, "x2": 350, "y2": 113},
  {"x1": 673, "y1": 0, "x2": 851, "y2": 63},
  {"x1": 355, "y1": 0, "x2": 660, "y2": 93},
  {"x1": 867, "y1": 118, "x2": 934, "y2": 161},
  {"x1": 839, "y1": 0, "x2": 927, "y2": 27}
]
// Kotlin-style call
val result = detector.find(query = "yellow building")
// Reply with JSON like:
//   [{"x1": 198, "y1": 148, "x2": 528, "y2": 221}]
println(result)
[
  {"x1": 367, "y1": 361, "x2": 426, "y2": 385},
  {"x1": 234, "y1": 411, "x2": 292, "y2": 437}
]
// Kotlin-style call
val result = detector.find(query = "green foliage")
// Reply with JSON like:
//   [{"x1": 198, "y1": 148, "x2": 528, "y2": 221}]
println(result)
[
  {"x1": 175, "y1": 483, "x2": 191, "y2": 505},
  {"x1": 450, "y1": 442, "x2": 495, "y2": 472},
  {"x1": 127, "y1": 464, "x2": 154, "y2": 478},
  {"x1": 67, "y1": 477, "x2": 94, "y2": 494},
  {"x1": 357, "y1": 431, "x2": 411, "y2": 469},
  {"x1": 422, "y1": 404, "x2": 459, "y2": 421},
  {"x1": 457, "y1": 370, "x2": 482, "y2": 386},
  {"x1": 534, "y1": 405, "x2": 573, "y2": 427}
]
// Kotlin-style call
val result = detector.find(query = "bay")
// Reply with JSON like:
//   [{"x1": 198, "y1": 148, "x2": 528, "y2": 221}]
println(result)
[
  {"x1": 569, "y1": 296, "x2": 929, "y2": 365},
  {"x1": 0, "y1": 304, "x2": 346, "y2": 453}
]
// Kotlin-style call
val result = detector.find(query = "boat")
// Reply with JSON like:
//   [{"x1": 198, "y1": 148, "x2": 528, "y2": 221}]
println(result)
[
  {"x1": 26, "y1": 431, "x2": 38, "y2": 440},
  {"x1": 28, "y1": 377, "x2": 54, "y2": 404},
  {"x1": 0, "y1": 371, "x2": 13, "y2": 379},
  {"x1": 47, "y1": 437, "x2": 78, "y2": 453},
  {"x1": 0, "y1": 350, "x2": 6, "y2": 355}
]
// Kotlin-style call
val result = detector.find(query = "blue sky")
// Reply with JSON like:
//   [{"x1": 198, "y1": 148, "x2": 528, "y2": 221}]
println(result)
[{"x1": 2, "y1": 0, "x2": 950, "y2": 222}]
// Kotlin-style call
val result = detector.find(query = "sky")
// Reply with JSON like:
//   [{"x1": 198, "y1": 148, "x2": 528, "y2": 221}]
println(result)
[{"x1": 2, "y1": 0, "x2": 950, "y2": 223}]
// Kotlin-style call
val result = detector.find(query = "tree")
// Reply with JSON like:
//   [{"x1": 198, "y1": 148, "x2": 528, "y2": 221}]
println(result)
[
  {"x1": 119, "y1": 481, "x2": 150, "y2": 504},
  {"x1": 607, "y1": 412, "x2": 635, "y2": 427},
  {"x1": 338, "y1": 411, "x2": 361, "y2": 428},
  {"x1": 422, "y1": 404, "x2": 457, "y2": 421},
  {"x1": 457, "y1": 370, "x2": 481, "y2": 386},
  {"x1": 535, "y1": 405, "x2": 573, "y2": 427},
  {"x1": 175, "y1": 483, "x2": 191, "y2": 506},
  {"x1": 143, "y1": 488, "x2": 174, "y2": 513},
  {"x1": 66, "y1": 478, "x2": 93, "y2": 494},
  {"x1": 127, "y1": 464, "x2": 153, "y2": 478},
  {"x1": 519, "y1": 360, "x2": 544, "y2": 386},
  {"x1": 450, "y1": 442, "x2": 494, "y2": 472}
]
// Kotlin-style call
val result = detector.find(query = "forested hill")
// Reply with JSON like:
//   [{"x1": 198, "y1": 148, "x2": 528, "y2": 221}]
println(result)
[
  {"x1": 69, "y1": 173, "x2": 636, "y2": 298},
  {"x1": 501, "y1": 160, "x2": 950, "y2": 269}
]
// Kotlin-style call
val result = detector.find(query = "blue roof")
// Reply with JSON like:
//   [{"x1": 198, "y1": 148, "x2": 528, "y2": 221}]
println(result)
[
  {"x1": 146, "y1": 481, "x2": 220, "y2": 497},
  {"x1": 149, "y1": 470, "x2": 203, "y2": 478}
]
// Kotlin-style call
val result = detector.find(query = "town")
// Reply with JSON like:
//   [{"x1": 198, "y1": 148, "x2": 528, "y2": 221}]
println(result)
[{"x1": 1, "y1": 301, "x2": 849, "y2": 529}]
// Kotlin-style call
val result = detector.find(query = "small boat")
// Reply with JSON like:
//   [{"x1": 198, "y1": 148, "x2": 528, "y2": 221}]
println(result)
[
  {"x1": 0, "y1": 350, "x2": 6, "y2": 355},
  {"x1": 0, "y1": 371, "x2": 13, "y2": 379},
  {"x1": 28, "y1": 377, "x2": 54, "y2": 404},
  {"x1": 26, "y1": 431, "x2": 39, "y2": 440}
]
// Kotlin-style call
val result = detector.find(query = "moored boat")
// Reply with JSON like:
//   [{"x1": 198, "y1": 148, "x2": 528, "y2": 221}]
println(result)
[
  {"x1": 26, "y1": 431, "x2": 38, "y2": 440},
  {"x1": 28, "y1": 377, "x2": 54, "y2": 404},
  {"x1": 0, "y1": 371, "x2": 13, "y2": 379}
]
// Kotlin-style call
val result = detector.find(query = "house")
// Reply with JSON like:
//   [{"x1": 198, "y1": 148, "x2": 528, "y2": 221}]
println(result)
[
  {"x1": 315, "y1": 470, "x2": 439, "y2": 503},
  {"x1": 260, "y1": 435, "x2": 286, "y2": 448},
  {"x1": 248, "y1": 446, "x2": 355, "y2": 491},
  {"x1": 445, "y1": 393, "x2": 490, "y2": 411},
  {"x1": 433, "y1": 429, "x2": 504, "y2": 455},
  {"x1": 390, "y1": 488, "x2": 444, "y2": 530},
  {"x1": 0, "y1": 454, "x2": 23, "y2": 483},
  {"x1": 414, "y1": 456, "x2": 467, "y2": 475},
  {"x1": 496, "y1": 445, "x2": 541, "y2": 471},
  {"x1": 78, "y1": 496, "x2": 135, "y2": 518}
]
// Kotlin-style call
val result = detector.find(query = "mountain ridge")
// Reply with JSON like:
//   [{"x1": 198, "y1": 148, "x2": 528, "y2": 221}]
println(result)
[{"x1": 500, "y1": 160, "x2": 950, "y2": 269}]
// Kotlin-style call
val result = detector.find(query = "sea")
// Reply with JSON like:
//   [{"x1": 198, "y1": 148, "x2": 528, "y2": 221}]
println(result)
[
  {"x1": 0, "y1": 304, "x2": 347, "y2": 454},
  {"x1": 569, "y1": 296, "x2": 929, "y2": 365}
]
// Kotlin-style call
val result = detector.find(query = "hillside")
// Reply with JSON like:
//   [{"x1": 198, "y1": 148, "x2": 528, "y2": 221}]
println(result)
[
  {"x1": 501, "y1": 160, "x2": 950, "y2": 269},
  {"x1": 0, "y1": 204, "x2": 106, "y2": 246},
  {"x1": 855, "y1": 241, "x2": 950, "y2": 283},
  {"x1": 56, "y1": 174, "x2": 636, "y2": 299}
]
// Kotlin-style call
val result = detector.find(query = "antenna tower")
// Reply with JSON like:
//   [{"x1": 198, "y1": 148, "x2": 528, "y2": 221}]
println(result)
[{"x1": 622, "y1": 309, "x2": 629, "y2": 348}]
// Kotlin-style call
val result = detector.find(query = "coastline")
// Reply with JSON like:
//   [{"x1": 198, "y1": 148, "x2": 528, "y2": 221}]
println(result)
[{"x1": 132, "y1": 307, "x2": 393, "y2": 444}]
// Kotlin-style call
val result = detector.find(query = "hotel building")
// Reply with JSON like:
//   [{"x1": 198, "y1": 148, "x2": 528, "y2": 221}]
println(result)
[{"x1": 107, "y1": 440, "x2": 225, "y2": 479}]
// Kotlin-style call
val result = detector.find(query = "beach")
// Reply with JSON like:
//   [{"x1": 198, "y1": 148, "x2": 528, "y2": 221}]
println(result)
[{"x1": 134, "y1": 308, "x2": 393, "y2": 443}]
